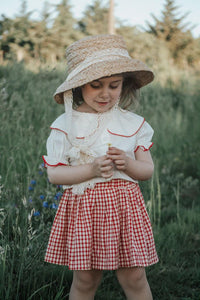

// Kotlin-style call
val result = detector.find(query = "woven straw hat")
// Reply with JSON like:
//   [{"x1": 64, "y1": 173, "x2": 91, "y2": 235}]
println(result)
[{"x1": 54, "y1": 34, "x2": 154, "y2": 104}]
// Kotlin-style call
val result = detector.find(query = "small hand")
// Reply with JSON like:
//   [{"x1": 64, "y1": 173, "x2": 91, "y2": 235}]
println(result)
[
  {"x1": 92, "y1": 155, "x2": 114, "y2": 178},
  {"x1": 107, "y1": 147, "x2": 129, "y2": 171}
]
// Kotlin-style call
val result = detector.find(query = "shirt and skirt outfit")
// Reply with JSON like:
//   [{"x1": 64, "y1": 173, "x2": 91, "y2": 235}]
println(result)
[{"x1": 43, "y1": 107, "x2": 159, "y2": 270}]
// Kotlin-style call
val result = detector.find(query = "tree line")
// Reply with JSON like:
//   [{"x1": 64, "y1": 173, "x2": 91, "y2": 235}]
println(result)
[{"x1": 0, "y1": 0, "x2": 199, "y2": 69}]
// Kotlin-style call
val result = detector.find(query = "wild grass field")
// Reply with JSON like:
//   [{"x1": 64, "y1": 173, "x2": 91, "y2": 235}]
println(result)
[{"x1": 0, "y1": 63, "x2": 200, "y2": 300}]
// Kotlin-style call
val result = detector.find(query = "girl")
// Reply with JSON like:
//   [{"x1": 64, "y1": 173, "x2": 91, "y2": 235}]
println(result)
[{"x1": 43, "y1": 34, "x2": 158, "y2": 300}]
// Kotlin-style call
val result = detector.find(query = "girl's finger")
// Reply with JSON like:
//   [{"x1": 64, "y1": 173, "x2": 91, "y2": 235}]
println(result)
[
  {"x1": 114, "y1": 160, "x2": 125, "y2": 165},
  {"x1": 101, "y1": 171, "x2": 113, "y2": 178},
  {"x1": 101, "y1": 158, "x2": 113, "y2": 166},
  {"x1": 107, "y1": 154, "x2": 122, "y2": 161},
  {"x1": 100, "y1": 165, "x2": 113, "y2": 172}
]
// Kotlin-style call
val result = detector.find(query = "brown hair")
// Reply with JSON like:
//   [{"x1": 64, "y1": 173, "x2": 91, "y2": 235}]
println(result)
[{"x1": 120, "y1": 73, "x2": 140, "y2": 110}]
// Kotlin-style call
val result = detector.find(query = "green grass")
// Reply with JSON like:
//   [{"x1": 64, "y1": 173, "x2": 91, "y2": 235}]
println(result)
[{"x1": 0, "y1": 63, "x2": 200, "y2": 299}]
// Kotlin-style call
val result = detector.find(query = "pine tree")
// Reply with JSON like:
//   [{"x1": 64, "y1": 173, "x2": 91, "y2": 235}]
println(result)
[
  {"x1": 0, "y1": 15, "x2": 13, "y2": 60},
  {"x1": 78, "y1": 0, "x2": 109, "y2": 35},
  {"x1": 0, "y1": 0, "x2": 34, "y2": 61},
  {"x1": 50, "y1": 0, "x2": 81, "y2": 60},
  {"x1": 146, "y1": 0, "x2": 192, "y2": 41},
  {"x1": 146, "y1": 0, "x2": 198, "y2": 66}
]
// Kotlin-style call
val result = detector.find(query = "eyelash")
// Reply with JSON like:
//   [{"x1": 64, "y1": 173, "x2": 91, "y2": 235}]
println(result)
[{"x1": 91, "y1": 84, "x2": 119, "y2": 89}]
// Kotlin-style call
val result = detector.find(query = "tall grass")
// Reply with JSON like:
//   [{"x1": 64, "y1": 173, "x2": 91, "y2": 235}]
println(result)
[{"x1": 0, "y1": 63, "x2": 200, "y2": 299}]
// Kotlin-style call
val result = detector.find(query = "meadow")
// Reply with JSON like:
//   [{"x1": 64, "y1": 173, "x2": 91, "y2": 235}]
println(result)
[{"x1": 0, "y1": 63, "x2": 200, "y2": 299}]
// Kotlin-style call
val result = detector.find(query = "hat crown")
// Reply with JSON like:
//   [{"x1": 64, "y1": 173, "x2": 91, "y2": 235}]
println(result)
[
  {"x1": 54, "y1": 34, "x2": 154, "y2": 104},
  {"x1": 66, "y1": 35, "x2": 127, "y2": 75}
]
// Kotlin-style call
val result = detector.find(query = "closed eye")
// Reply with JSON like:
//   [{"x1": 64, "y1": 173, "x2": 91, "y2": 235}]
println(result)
[
  {"x1": 90, "y1": 83, "x2": 101, "y2": 89},
  {"x1": 110, "y1": 80, "x2": 123, "y2": 89},
  {"x1": 110, "y1": 85, "x2": 120, "y2": 89}
]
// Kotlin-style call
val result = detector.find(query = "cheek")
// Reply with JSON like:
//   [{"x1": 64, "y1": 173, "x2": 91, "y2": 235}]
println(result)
[
  {"x1": 81, "y1": 86, "x2": 97, "y2": 101},
  {"x1": 113, "y1": 87, "x2": 122, "y2": 99},
  {"x1": 81, "y1": 86, "x2": 90, "y2": 101}
]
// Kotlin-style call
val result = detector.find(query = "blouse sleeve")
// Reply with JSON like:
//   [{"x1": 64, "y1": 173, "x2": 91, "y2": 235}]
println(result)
[
  {"x1": 42, "y1": 129, "x2": 69, "y2": 167},
  {"x1": 134, "y1": 121, "x2": 154, "y2": 152}
]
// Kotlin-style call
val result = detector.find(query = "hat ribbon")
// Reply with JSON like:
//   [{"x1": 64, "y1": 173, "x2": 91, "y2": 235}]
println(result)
[{"x1": 67, "y1": 48, "x2": 130, "y2": 81}]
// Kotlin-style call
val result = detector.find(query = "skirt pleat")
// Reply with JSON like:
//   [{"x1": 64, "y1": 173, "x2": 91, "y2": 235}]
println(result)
[{"x1": 45, "y1": 179, "x2": 158, "y2": 270}]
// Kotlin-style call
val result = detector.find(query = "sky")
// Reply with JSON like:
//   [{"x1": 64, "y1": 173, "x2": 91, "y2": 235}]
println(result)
[{"x1": 1, "y1": 0, "x2": 200, "y2": 37}]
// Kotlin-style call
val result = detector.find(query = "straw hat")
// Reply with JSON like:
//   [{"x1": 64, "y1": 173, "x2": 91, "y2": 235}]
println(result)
[{"x1": 54, "y1": 34, "x2": 154, "y2": 104}]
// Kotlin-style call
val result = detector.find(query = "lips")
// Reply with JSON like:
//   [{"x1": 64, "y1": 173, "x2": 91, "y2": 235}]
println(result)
[{"x1": 97, "y1": 102, "x2": 109, "y2": 106}]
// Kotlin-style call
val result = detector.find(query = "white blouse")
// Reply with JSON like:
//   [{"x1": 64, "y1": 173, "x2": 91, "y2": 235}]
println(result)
[{"x1": 43, "y1": 108, "x2": 154, "y2": 194}]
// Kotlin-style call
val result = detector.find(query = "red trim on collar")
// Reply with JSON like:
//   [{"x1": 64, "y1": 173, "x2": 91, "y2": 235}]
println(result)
[
  {"x1": 50, "y1": 127, "x2": 84, "y2": 139},
  {"x1": 107, "y1": 118, "x2": 145, "y2": 137},
  {"x1": 50, "y1": 127, "x2": 68, "y2": 135}
]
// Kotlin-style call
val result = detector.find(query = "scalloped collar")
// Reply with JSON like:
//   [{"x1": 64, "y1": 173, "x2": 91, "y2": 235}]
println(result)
[{"x1": 50, "y1": 108, "x2": 145, "y2": 138}]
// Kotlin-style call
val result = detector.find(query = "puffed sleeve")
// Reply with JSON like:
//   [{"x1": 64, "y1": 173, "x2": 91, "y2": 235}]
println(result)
[
  {"x1": 42, "y1": 129, "x2": 70, "y2": 167},
  {"x1": 134, "y1": 121, "x2": 154, "y2": 152}
]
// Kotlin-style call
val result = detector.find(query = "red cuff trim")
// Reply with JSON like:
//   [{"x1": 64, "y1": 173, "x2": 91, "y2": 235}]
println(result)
[
  {"x1": 42, "y1": 156, "x2": 68, "y2": 168},
  {"x1": 107, "y1": 118, "x2": 145, "y2": 137},
  {"x1": 134, "y1": 142, "x2": 153, "y2": 153}
]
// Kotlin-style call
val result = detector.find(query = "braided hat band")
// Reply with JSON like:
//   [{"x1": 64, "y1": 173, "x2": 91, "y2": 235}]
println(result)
[{"x1": 54, "y1": 34, "x2": 154, "y2": 104}]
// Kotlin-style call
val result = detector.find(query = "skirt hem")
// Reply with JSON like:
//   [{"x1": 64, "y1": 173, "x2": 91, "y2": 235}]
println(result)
[{"x1": 44, "y1": 258, "x2": 159, "y2": 271}]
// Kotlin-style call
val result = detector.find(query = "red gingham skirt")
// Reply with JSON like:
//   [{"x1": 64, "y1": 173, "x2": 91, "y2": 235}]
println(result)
[{"x1": 45, "y1": 179, "x2": 158, "y2": 270}]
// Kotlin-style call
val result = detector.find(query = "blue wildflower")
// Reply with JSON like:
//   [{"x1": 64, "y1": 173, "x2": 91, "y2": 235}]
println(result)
[
  {"x1": 28, "y1": 186, "x2": 34, "y2": 191},
  {"x1": 30, "y1": 180, "x2": 36, "y2": 185},
  {"x1": 29, "y1": 197, "x2": 33, "y2": 203},
  {"x1": 38, "y1": 170, "x2": 43, "y2": 175},
  {"x1": 54, "y1": 192, "x2": 62, "y2": 200},
  {"x1": 33, "y1": 211, "x2": 40, "y2": 216},
  {"x1": 43, "y1": 201, "x2": 49, "y2": 208},
  {"x1": 39, "y1": 195, "x2": 45, "y2": 200},
  {"x1": 56, "y1": 192, "x2": 63, "y2": 197},
  {"x1": 51, "y1": 203, "x2": 58, "y2": 209}
]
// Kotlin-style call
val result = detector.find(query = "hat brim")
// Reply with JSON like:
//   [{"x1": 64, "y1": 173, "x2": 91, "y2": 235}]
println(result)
[{"x1": 54, "y1": 58, "x2": 154, "y2": 104}]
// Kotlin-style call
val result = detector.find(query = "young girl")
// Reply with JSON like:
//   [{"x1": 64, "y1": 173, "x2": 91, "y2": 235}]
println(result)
[{"x1": 43, "y1": 34, "x2": 158, "y2": 300}]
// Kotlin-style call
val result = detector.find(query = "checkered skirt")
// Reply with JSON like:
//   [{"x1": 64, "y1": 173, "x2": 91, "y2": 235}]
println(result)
[{"x1": 45, "y1": 179, "x2": 158, "y2": 270}]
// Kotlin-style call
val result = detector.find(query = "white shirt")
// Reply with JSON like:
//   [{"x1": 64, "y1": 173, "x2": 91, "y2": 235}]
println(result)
[{"x1": 43, "y1": 107, "x2": 154, "y2": 194}]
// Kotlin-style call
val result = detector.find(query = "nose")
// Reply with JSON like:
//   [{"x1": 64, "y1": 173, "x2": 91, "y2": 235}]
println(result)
[{"x1": 100, "y1": 87, "x2": 109, "y2": 99}]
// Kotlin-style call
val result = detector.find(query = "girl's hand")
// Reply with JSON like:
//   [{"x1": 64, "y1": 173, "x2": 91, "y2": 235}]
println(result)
[
  {"x1": 92, "y1": 155, "x2": 114, "y2": 178},
  {"x1": 107, "y1": 147, "x2": 154, "y2": 181},
  {"x1": 106, "y1": 147, "x2": 128, "y2": 171}
]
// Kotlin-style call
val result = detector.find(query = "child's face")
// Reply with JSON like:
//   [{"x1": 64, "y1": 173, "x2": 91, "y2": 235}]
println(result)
[{"x1": 81, "y1": 75, "x2": 123, "y2": 113}]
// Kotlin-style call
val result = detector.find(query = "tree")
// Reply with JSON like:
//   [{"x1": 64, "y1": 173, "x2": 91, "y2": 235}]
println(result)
[
  {"x1": 0, "y1": 0, "x2": 34, "y2": 61},
  {"x1": 28, "y1": 2, "x2": 57, "y2": 63},
  {"x1": 0, "y1": 15, "x2": 13, "y2": 60},
  {"x1": 117, "y1": 25, "x2": 171, "y2": 69},
  {"x1": 146, "y1": 0, "x2": 198, "y2": 66},
  {"x1": 50, "y1": 0, "x2": 81, "y2": 61},
  {"x1": 146, "y1": 0, "x2": 193, "y2": 41},
  {"x1": 78, "y1": 0, "x2": 109, "y2": 35}
]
